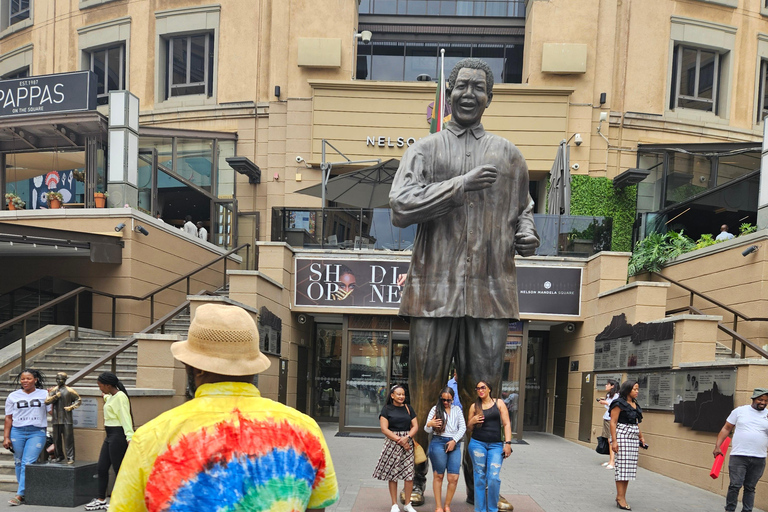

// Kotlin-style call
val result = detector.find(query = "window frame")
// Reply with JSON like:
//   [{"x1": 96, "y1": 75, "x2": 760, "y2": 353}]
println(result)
[
  {"x1": 0, "y1": 0, "x2": 32, "y2": 38},
  {"x1": 166, "y1": 33, "x2": 213, "y2": 99},
  {"x1": 0, "y1": 43, "x2": 32, "y2": 78},
  {"x1": 758, "y1": 60, "x2": 768, "y2": 124},
  {"x1": 672, "y1": 45, "x2": 720, "y2": 114},
  {"x1": 88, "y1": 43, "x2": 126, "y2": 105},
  {"x1": 9, "y1": 0, "x2": 29, "y2": 25}
]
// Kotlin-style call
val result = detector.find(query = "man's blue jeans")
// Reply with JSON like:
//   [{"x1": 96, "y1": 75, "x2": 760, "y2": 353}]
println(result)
[
  {"x1": 726, "y1": 455, "x2": 766, "y2": 512},
  {"x1": 9, "y1": 425, "x2": 46, "y2": 497},
  {"x1": 468, "y1": 438, "x2": 503, "y2": 512}
]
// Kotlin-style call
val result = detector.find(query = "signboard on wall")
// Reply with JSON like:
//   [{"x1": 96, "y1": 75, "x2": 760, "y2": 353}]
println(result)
[
  {"x1": 593, "y1": 313, "x2": 675, "y2": 371},
  {"x1": 0, "y1": 71, "x2": 97, "y2": 118},
  {"x1": 294, "y1": 257, "x2": 583, "y2": 315},
  {"x1": 72, "y1": 397, "x2": 98, "y2": 429}
]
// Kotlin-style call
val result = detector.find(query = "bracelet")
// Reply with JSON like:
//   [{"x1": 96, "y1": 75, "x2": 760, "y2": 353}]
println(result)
[{"x1": 504, "y1": 441, "x2": 513, "y2": 445}]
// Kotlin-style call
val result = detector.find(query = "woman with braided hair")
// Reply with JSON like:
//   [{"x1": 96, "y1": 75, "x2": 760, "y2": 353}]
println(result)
[{"x1": 84, "y1": 372, "x2": 134, "y2": 511}]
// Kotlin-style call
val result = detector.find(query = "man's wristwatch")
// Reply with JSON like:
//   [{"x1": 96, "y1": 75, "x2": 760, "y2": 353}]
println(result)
[{"x1": 504, "y1": 441, "x2": 513, "y2": 445}]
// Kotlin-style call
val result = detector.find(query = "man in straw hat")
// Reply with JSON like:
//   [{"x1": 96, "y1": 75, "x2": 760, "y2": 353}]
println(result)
[
  {"x1": 714, "y1": 387, "x2": 768, "y2": 512},
  {"x1": 109, "y1": 303, "x2": 338, "y2": 511}
]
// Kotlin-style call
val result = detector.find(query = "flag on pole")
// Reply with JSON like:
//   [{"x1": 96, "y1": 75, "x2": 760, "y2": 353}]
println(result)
[{"x1": 430, "y1": 49, "x2": 447, "y2": 134}]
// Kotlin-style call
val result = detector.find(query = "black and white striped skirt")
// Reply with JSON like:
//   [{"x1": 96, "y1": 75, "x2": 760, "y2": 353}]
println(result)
[
  {"x1": 372, "y1": 431, "x2": 415, "y2": 481},
  {"x1": 614, "y1": 423, "x2": 639, "y2": 481}
]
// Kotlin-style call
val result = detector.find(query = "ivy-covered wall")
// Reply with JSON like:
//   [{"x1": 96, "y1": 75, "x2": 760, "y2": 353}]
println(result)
[{"x1": 568, "y1": 175, "x2": 636, "y2": 252}]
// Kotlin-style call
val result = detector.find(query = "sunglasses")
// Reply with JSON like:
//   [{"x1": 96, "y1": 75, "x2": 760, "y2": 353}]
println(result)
[
  {"x1": 440, "y1": 398, "x2": 453, "y2": 402},
  {"x1": 475, "y1": 385, "x2": 488, "y2": 391}
]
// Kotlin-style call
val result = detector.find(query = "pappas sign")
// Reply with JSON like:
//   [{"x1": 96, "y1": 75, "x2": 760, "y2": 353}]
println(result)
[
  {"x1": 0, "y1": 71, "x2": 97, "y2": 118},
  {"x1": 295, "y1": 258, "x2": 409, "y2": 309}
]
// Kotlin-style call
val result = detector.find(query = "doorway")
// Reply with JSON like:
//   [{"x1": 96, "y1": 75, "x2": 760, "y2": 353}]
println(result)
[
  {"x1": 553, "y1": 356, "x2": 569, "y2": 437},
  {"x1": 523, "y1": 331, "x2": 548, "y2": 431}
]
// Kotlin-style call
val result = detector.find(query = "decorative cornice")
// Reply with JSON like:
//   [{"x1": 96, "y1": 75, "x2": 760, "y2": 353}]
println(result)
[{"x1": 77, "y1": 16, "x2": 131, "y2": 35}]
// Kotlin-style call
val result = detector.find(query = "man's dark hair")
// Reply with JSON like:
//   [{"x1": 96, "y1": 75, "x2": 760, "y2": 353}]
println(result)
[
  {"x1": 185, "y1": 215, "x2": 192, "y2": 222},
  {"x1": 447, "y1": 58, "x2": 495, "y2": 98}
]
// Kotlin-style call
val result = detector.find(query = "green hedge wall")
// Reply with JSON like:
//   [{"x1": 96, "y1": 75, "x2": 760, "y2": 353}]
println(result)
[{"x1": 568, "y1": 175, "x2": 636, "y2": 252}]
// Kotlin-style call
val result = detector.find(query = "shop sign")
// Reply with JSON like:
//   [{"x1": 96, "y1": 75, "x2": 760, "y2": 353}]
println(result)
[
  {"x1": 366, "y1": 136, "x2": 419, "y2": 148},
  {"x1": 0, "y1": 71, "x2": 97, "y2": 118},
  {"x1": 517, "y1": 266, "x2": 582, "y2": 316},
  {"x1": 295, "y1": 258, "x2": 583, "y2": 316}
]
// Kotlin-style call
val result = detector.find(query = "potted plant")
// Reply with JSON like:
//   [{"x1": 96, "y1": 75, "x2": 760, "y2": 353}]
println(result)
[
  {"x1": 4, "y1": 192, "x2": 25, "y2": 210},
  {"x1": 47, "y1": 191, "x2": 64, "y2": 209},
  {"x1": 94, "y1": 190, "x2": 109, "y2": 208}
]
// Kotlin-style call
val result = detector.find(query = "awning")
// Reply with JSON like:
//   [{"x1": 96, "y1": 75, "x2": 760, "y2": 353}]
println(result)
[
  {"x1": 0, "y1": 111, "x2": 108, "y2": 153},
  {"x1": 0, "y1": 222, "x2": 123, "y2": 263},
  {"x1": 295, "y1": 159, "x2": 400, "y2": 209}
]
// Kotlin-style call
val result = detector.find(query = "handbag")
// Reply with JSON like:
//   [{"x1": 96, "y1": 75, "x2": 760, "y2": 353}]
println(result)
[
  {"x1": 413, "y1": 441, "x2": 427, "y2": 464},
  {"x1": 596, "y1": 436, "x2": 610, "y2": 455}
]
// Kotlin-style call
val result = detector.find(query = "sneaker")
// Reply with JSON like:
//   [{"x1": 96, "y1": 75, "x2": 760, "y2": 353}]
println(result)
[
  {"x1": 404, "y1": 503, "x2": 417, "y2": 512},
  {"x1": 85, "y1": 498, "x2": 108, "y2": 510},
  {"x1": 391, "y1": 505, "x2": 401, "y2": 512}
]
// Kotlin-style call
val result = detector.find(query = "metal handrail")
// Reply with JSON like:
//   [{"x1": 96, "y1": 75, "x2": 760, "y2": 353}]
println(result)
[
  {"x1": 68, "y1": 290, "x2": 215, "y2": 386},
  {"x1": 652, "y1": 271, "x2": 768, "y2": 359},
  {"x1": 1, "y1": 243, "x2": 249, "y2": 372}
]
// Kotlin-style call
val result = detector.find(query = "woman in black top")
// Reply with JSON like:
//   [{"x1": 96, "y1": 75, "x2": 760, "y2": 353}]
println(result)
[
  {"x1": 466, "y1": 380, "x2": 513, "y2": 512},
  {"x1": 609, "y1": 380, "x2": 645, "y2": 510},
  {"x1": 373, "y1": 384, "x2": 419, "y2": 512}
]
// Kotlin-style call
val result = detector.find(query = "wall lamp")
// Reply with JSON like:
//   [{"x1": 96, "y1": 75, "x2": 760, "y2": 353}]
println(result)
[
  {"x1": 134, "y1": 225, "x2": 149, "y2": 236},
  {"x1": 742, "y1": 245, "x2": 759, "y2": 257},
  {"x1": 114, "y1": 223, "x2": 125, "y2": 232}
]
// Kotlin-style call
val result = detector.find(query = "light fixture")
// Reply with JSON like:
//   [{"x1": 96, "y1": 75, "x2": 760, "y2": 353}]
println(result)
[
  {"x1": 416, "y1": 74, "x2": 432, "y2": 82},
  {"x1": 226, "y1": 156, "x2": 261, "y2": 184},
  {"x1": 354, "y1": 30, "x2": 372, "y2": 44},
  {"x1": 742, "y1": 245, "x2": 759, "y2": 257},
  {"x1": 114, "y1": 223, "x2": 126, "y2": 232},
  {"x1": 613, "y1": 168, "x2": 650, "y2": 189},
  {"x1": 134, "y1": 225, "x2": 149, "y2": 236}
]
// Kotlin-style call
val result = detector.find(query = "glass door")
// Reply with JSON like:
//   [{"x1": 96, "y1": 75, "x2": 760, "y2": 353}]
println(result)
[
  {"x1": 344, "y1": 329, "x2": 389, "y2": 428},
  {"x1": 523, "y1": 331, "x2": 548, "y2": 431},
  {"x1": 391, "y1": 331, "x2": 410, "y2": 403},
  {"x1": 313, "y1": 323, "x2": 342, "y2": 421}
]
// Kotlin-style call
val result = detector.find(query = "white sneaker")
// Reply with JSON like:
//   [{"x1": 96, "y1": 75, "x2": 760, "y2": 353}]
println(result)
[
  {"x1": 404, "y1": 503, "x2": 417, "y2": 512},
  {"x1": 84, "y1": 498, "x2": 108, "y2": 511},
  {"x1": 391, "y1": 505, "x2": 401, "y2": 512},
  {"x1": 606, "y1": 464, "x2": 614, "y2": 469},
  {"x1": 601, "y1": 461, "x2": 609, "y2": 466}
]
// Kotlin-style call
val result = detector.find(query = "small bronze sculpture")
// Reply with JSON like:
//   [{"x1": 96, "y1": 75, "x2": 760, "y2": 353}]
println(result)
[
  {"x1": 46, "y1": 372, "x2": 82, "y2": 463},
  {"x1": 390, "y1": 57, "x2": 540, "y2": 509}
]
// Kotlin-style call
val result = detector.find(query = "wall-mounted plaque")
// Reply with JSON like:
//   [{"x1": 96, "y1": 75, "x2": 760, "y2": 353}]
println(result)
[
  {"x1": 594, "y1": 313, "x2": 674, "y2": 371},
  {"x1": 72, "y1": 397, "x2": 98, "y2": 429}
]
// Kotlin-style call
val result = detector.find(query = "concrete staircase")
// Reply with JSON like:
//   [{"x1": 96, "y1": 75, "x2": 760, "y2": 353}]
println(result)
[{"x1": 0, "y1": 308, "x2": 193, "y2": 492}]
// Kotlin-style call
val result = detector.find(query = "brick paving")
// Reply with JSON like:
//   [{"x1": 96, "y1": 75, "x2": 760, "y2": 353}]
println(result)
[{"x1": 0, "y1": 426, "x2": 759, "y2": 511}]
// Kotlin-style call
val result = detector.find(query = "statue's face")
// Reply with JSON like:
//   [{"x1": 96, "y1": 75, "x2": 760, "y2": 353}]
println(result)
[
  {"x1": 56, "y1": 374, "x2": 66, "y2": 386},
  {"x1": 450, "y1": 68, "x2": 490, "y2": 127}
]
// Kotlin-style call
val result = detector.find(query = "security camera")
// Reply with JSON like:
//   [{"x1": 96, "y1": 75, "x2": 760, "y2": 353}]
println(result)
[
  {"x1": 296, "y1": 156, "x2": 305, "y2": 163},
  {"x1": 571, "y1": 163, "x2": 580, "y2": 171},
  {"x1": 574, "y1": 133, "x2": 583, "y2": 146},
  {"x1": 360, "y1": 30, "x2": 372, "y2": 44},
  {"x1": 564, "y1": 322, "x2": 576, "y2": 333},
  {"x1": 297, "y1": 314, "x2": 308, "y2": 325},
  {"x1": 134, "y1": 225, "x2": 149, "y2": 236},
  {"x1": 114, "y1": 223, "x2": 125, "y2": 232}
]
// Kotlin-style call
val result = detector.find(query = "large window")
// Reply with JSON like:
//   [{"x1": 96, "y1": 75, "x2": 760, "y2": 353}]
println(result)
[
  {"x1": 0, "y1": 0, "x2": 32, "y2": 34},
  {"x1": 357, "y1": 41, "x2": 523, "y2": 82},
  {"x1": 359, "y1": 0, "x2": 525, "y2": 17},
  {"x1": 166, "y1": 34, "x2": 213, "y2": 98},
  {"x1": 1, "y1": 65, "x2": 27, "y2": 79},
  {"x1": 88, "y1": 44, "x2": 125, "y2": 105},
  {"x1": 758, "y1": 60, "x2": 768, "y2": 124},
  {"x1": 670, "y1": 45, "x2": 721, "y2": 113}
]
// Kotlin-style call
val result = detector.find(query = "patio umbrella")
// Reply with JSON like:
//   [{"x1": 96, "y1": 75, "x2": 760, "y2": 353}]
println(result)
[
  {"x1": 547, "y1": 141, "x2": 571, "y2": 216},
  {"x1": 295, "y1": 159, "x2": 400, "y2": 208}
]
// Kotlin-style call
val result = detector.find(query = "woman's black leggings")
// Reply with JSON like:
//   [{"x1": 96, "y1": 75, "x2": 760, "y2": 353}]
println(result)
[{"x1": 97, "y1": 427, "x2": 128, "y2": 499}]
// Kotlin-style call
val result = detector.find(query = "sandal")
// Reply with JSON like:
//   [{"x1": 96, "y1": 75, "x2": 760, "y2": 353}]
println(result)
[{"x1": 9, "y1": 496, "x2": 24, "y2": 506}]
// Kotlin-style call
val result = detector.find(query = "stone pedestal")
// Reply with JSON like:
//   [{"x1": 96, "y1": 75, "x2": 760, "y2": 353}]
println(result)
[{"x1": 25, "y1": 461, "x2": 98, "y2": 507}]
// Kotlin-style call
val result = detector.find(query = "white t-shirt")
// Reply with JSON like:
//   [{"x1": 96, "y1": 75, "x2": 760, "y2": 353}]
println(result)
[
  {"x1": 603, "y1": 394, "x2": 618, "y2": 421},
  {"x1": 727, "y1": 404, "x2": 768, "y2": 457},
  {"x1": 197, "y1": 227, "x2": 208, "y2": 241},
  {"x1": 183, "y1": 221, "x2": 197, "y2": 236},
  {"x1": 5, "y1": 388, "x2": 50, "y2": 428}
]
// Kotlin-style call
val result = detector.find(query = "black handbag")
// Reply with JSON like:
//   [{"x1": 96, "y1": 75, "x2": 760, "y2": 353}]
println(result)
[{"x1": 596, "y1": 436, "x2": 610, "y2": 455}]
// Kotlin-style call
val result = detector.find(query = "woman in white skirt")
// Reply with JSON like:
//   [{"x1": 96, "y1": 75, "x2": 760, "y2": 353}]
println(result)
[
  {"x1": 610, "y1": 380, "x2": 645, "y2": 510},
  {"x1": 599, "y1": 379, "x2": 619, "y2": 469},
  {"x1": 373, "y1": 384, "x2": 419, "y2": 512}
]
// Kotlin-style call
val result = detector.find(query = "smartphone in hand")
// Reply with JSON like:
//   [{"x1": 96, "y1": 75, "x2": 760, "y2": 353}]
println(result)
[{"x1": 639, "y1": 442, "x2": 649, "y2": 449}]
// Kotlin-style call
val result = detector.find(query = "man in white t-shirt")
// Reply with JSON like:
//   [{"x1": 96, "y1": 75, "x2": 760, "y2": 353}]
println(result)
[
  {"x1": 183, "y1": 216, "x2": 197, "y2": 236},
  {"x1": 196, "y1": 221, "x2": 208, "y2": 242},
  {"x1": 714, "y1": 388, "x2": 768, "y2": 512}
]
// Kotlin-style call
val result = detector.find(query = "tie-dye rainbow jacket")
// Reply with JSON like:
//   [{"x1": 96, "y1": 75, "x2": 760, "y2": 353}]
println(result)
[{"x1": 108, "y1": 382, "x2": 339, "y2": 512}]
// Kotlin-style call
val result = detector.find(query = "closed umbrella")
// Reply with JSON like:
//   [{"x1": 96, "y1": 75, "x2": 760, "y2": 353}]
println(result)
[
  {"x1": 295, "y1": 159, "x2": 400, "y2": 209},
  {"x1": 547, "y1": 141, "x2": 571, "y2": 216}
]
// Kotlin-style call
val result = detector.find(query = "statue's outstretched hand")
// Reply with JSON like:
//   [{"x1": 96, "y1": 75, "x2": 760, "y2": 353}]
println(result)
[{"x1": 515, "y1": 233, "x2": 539, "y2": 257}]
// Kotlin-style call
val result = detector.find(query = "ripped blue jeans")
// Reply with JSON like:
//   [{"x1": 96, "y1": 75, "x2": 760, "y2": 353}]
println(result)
[
  {"x1": 9, "y1": 425, "x2": 46, "y2": 497},
  {"x1": 468, "y1": 437, "x2": 504, "y2": 512}
]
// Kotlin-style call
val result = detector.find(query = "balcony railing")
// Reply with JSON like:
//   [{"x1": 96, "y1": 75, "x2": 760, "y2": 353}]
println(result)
[{"x1": 272, "y1": 207, "x2": 612, "y2": 257}]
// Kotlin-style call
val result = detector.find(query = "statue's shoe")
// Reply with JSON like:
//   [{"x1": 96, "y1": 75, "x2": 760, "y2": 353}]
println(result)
[
  {"x1": 399, "y1": 489, "x2": 425, "y2": 506},
  {"x1": 498, "y1": 496, "x2": 514, "y2": 511}
]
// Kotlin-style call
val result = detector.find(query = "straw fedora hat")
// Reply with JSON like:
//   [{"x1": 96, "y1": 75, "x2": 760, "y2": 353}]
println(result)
[{"x1": 171, "y1": 303, "x2": 271, "y2": 375}]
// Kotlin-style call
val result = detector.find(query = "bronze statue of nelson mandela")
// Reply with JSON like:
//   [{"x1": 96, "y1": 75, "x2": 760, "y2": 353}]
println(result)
[{"x1": 389, "y1": 57, "x2": 540, "y2": 510}]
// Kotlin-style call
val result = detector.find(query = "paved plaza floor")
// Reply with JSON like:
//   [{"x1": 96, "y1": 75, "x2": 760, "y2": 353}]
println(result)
[{"x1": 0, "y1": 426, "x2": 760, "y2": 511}]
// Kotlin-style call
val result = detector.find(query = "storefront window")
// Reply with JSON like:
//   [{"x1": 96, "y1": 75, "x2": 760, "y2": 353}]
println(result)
[
  {"x1": 501, "y1": 322, "x2": 523, "y2": 434},
  {"x1": 217, "y1": 141, "x2": 236, "y2": 199},
  {"x1": 177, "y1": 138, "x2": 213, "y2": 192},
  {"x1": 345, "y1": 330, "x2": 390, "y2": 427}
]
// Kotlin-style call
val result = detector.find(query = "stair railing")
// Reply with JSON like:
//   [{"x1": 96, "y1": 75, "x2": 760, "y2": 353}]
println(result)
[
  {"x1": 68, "y1": 290, "x2": 215, "y2": 386},
  {"x1": 0, "y1": 244, "x2": 249, "y2": 372},
  {"x1": 651, "y1": 271, "x2": 768, "y2": 359}
]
